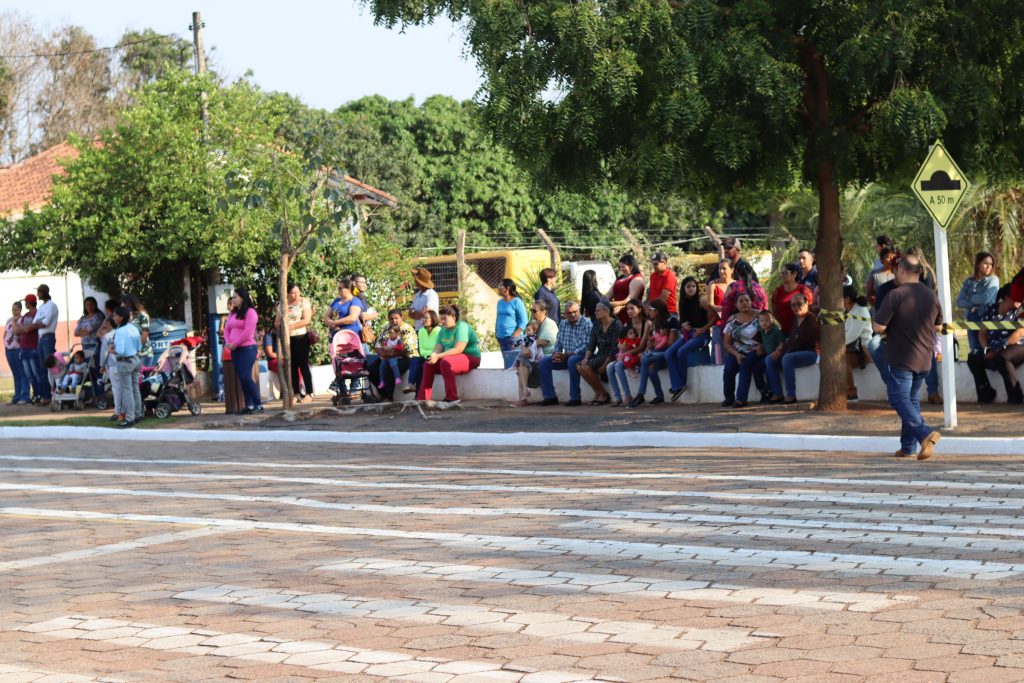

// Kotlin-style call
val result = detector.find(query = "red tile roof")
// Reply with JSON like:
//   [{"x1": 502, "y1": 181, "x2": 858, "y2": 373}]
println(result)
[{"x1": 0, "y1": 142, "x2": 80, "y2": 218}]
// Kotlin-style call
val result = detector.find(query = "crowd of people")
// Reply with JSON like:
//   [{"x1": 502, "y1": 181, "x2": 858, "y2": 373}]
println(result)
[{"x1": 5, "y1": 236, "x2": 1024, "y2": 444}]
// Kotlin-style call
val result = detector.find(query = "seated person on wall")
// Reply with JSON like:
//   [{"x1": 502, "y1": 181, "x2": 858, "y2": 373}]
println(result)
[
  {"x1": 512, "y1": 299, "x2": 559, "y2": 407},
  {"x1": 764, "y1": 292, "x2": 820, "y2": 404},
  {"x1": 628, "y1": 299, "x2": 679, "y2": 408},
  {"x1": 843, "y1": 285, "x2": 873, "y2": 402},
  {"x1": 575, "y1": 301, "x2": 624, "y2": 406},
  {"x1": 666, "y1": 277, "x2": 715, "y2": 402},
  {"x1": 405, "y1": 310, "x2": 441, "y2": 396},
  {"x1": 721, "y1": 292, "x2": 762, "y2": 408},
  {"x1": 537, "y1": 302, "x2": 593, "y2": 406},
  {"x1": 416, "y1": 305, "x2": 481, "y2": 403},
  {"x1": 367, "y1": 309, "x2": 417, "y2": 402},
  {"x1": 968, "y1": 296, "x2": 1024, "y2": 404}
]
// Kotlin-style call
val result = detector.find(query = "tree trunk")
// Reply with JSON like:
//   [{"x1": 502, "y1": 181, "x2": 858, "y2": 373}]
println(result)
[
  {"x1": 278, "y1": 250, "x2": 294, "y2": 409},
  {"x1": 797, "y1": 38, "x2": 846, "y2": 412},
  {"x1": 814, "y1": 160, "x2": 847, "y2": 412}
]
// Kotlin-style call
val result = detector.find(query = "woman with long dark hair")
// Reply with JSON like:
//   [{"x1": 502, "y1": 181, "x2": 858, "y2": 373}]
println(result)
[
  {"x1": 608, "y1": 254, "x2": 645, "y2": 323},
  {"x1": 580, "y1": 269, "x2": 602, "y2": 320},
  {"x1": 277, "y1": 282, "x2": 314, "y2": 403},
  {"x1": 957, "y1": 252, "x2": 999, "y2": 354},
  {"x1": 720, "y1": 260, "x2": 767, "y2": 322},
  {"x1": 665, "y1": 276, "x2": 715, "y2": 400},
  {"x1": 224, "y1": 287, "x2": 263, "y2": 415},
  {"x1": 495, "y1": 278, "x2": 528, "y2": 369}
]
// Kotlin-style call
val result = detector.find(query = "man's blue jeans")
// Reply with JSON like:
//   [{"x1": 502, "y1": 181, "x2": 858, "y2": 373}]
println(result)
[
  {"x1": 21, "y1": 347, "x2": 44, "y2": 401},
  {"x1": 868, "y1": 335, "x2": 891, "y2": 386},
  {"x1": 666, "y1": 334, "x2": 710, "y2": 392},
  {"x1": 765, "y1": 350, "x2": 818, "y2": 399},
  {"x1": 497, "y1": 336, "x2": 519, "y2": 369},
  {"x1": 37, "y1": 333, "x2": 55, "y2": 399},
  {"x1": 539, "y1": 352, "x2": 585, "y2": 401},
  {"x1": 5, "y1": 347, "x2": 28, "y2": 402},
  {"x1": 636, "y1": 350, "x2": 668, "y2": 400},
  {"x1": 887, "y1": 368, "x2": 935, "y2": 455}
]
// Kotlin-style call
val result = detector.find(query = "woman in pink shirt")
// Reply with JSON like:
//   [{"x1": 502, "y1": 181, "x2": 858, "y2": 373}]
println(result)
[{"x1": 224, "y1": 287, "x2": 263, "y2": 415}]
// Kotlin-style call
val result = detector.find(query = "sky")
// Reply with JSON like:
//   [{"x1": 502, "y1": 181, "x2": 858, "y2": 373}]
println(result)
[{"x1": 4, "y1": 0, "x2": 484, "y2": 109}]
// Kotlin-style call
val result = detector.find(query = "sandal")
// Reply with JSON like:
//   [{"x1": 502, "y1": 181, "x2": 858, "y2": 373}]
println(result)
[
  {"x1": 609, "y1": 399, "x2": 623, "y2": 407},
  {"x1": 512, "y1": 399, "x2": 530, "y2": 407},
  {"x1": 590, "y1": 397, "x2": 611, "y2": 406}
]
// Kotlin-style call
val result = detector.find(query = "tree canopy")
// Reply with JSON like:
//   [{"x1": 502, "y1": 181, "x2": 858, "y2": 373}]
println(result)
[{"x1": 365, "y1": 0, "x2": 1024, "y2": 409}]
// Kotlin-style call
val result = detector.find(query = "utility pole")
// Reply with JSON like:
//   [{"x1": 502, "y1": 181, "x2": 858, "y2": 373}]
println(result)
[
  {"x1": 190, "y1": 11, "x2": 209, "y2": 130},
  {"x1": 190, "y1": 11, "x2": 208, "y2": 339}
]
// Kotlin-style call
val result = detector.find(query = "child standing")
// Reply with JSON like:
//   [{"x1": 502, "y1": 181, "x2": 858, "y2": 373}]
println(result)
[
  {"x1": 378, "y1": 324, "x2": 405, "y2": 388},
  {"x1": 59, "y1": 350, "x2": 89, "y2": 391},
  {"x1": 750, "y1": 311, "x2": 785, "y2": 405},
  {"x1": 44, "y1": 352, "x2": 68, "y2": 395}
]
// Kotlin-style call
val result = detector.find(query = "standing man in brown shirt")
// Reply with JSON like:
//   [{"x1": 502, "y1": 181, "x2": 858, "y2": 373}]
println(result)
[{"x1": 873, "y1": 255, "x2": 944, "y2": 460}]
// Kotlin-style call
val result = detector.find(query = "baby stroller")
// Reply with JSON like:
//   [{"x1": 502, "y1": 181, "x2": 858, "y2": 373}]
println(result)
[
  {"x1": 50, "y1": 345, "x2": 98, "y2": 412},
  {"x1": 330, "y1": 329, "x2": 371, "y2": 406},
  {"x1": 142, "y1": 337, "x2": 203, "y2": 419}
]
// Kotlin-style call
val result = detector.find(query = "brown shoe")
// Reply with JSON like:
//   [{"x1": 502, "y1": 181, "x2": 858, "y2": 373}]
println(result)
[
  {"x1": 927, "y1": 393, "x2": 943, "y2": 405},
  {"x1": 917, "y1": 431, "x2": 941, "y2": 460},
  {"x1": 893, "y1": 449, "x2": 913, "y2": 458}
]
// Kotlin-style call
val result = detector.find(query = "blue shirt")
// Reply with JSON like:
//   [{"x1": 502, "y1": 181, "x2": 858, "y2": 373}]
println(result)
[
  {"x1": 329, "y1": 297, "x2": 363, "y2": 333},
  {"x1": 554, "y1": 316, "x2": 593, "y2": 355},
  {"x1": 495, "y1": 297, "x2": 528, "y2": 339},
  {"x1": 535, "y1": 286, "x2": 561, "y2": 324},
  {"x1": 113, "y1": 324, "x2": 142, "y2": 357}
]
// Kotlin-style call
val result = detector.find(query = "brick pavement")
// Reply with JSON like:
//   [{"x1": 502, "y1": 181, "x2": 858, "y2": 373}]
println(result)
[{"x1": 2, "y1": 440, "x2": 1024, "y2": 681}]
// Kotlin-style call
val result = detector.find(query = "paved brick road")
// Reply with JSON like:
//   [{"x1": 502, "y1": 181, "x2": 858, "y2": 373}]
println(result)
[{"x1": 2, "y1": 440, "x2": 1024, "y2": 682}]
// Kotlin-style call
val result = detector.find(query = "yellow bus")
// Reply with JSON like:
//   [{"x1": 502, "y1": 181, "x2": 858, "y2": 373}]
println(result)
[{"x1": 416, "y1": 249, "x2": 553, "y2": 303}]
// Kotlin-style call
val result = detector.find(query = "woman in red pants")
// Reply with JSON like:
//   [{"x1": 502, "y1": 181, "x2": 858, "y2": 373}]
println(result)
[{"x1": 417, "y1": 305, "x2": 481, "y2": 403}]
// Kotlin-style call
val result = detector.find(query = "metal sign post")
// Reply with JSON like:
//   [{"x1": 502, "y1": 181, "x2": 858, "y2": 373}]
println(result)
[
  {"x1": 932, "y1": 217, "x2": 958, "y2": 429},
  {"x1": 911, "y1": 141, "x2": 970, "y2": 431}
]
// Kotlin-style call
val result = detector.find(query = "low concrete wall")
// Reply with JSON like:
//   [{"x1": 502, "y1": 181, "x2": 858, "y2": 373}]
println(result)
[{"x1": 279, "y1": 351, "x2": 1022, "y2": 404}]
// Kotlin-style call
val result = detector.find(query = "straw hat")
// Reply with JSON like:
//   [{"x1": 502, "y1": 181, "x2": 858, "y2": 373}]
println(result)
[{"x1": 413, "y1": 267, "x2": 435, "y2": 290}]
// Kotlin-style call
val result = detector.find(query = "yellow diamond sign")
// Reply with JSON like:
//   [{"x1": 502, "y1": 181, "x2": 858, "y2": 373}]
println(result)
[{"x1": 911, "y1": 141, "x2": 970, "y2": 229}]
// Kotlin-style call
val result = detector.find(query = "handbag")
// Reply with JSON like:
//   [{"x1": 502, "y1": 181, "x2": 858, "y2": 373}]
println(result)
[
  {"x1": 307, "y1": 328, "x2": 320, "y2": 345},
  {"x1": 360, "y1": 324, "x2": 376, "y2": 345}
]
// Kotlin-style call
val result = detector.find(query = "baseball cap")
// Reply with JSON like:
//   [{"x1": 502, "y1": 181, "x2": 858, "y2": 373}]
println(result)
[
  {"x1": 24, "y1": 294, "x2": 37, "y2": 304},
  {"x1": 650, "y1": 251, "x2": 669, "y2": 263},
  {"x1": 722, "y1": 237, "x2": 741, "y2": 250}
]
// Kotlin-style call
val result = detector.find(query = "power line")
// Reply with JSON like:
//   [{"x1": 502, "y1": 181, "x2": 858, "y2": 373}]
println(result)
[{"x1": 0, "y1": 32, "x2": 181, "y2": 60}]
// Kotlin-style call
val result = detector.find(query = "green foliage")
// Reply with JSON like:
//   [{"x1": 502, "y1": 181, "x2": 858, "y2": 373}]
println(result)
[
  {"x1": 117, "y1": 29, "x2": 194, "y2": 92},
  {"x1": 948, "y1": 183, "x2": 1024, "y2": 288},
  {"x1": 5, "y1": 70, "x2": 284, "y2": 315}
]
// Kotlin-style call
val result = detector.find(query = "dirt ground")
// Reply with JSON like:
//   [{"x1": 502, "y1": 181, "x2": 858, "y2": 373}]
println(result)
[{"x1": 3, "y1": 394, "x2": 1017, "y2": 439}]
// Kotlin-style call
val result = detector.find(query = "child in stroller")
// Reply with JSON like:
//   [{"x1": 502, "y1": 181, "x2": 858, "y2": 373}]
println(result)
[
  {"x1": 141, "y1": 338, "x2": 203, "y2": 419},
  {"x1": 330, "y1": 329, "x2": 370, "y2": 406},
  {"x1": 48, "y1": 346, "x2": 98, "y2": 411}
]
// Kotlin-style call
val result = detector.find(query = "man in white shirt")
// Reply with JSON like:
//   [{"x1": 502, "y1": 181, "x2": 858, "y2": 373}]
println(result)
[
  {"x1": 30, "y1": 284, "x2": 59, "y2": 401},
  {"x1": 409, "y1": 267, "x2": 439, "y2": 331}
]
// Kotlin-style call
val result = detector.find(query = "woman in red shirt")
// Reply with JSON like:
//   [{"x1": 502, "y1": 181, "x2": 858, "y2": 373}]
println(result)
[
  {"x1": 608, "y1": 254, "x2": 645, "y2": 324},
  {"x1": 771, "y1": 263, "x2": 815, "y2": 335}
]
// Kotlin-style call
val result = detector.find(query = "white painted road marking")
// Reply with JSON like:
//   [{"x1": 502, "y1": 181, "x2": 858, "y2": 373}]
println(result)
[
  {"x1": 3, "y1": 507, "x2": 1018, "y2": 579},
  {"x1": 3, "y1": 465, "x2": 1023, "y2": 509},
  {"x1": 0, "y1": 528, "x2": 225, "y2": 573},
  {"x1": 7, "y1": 481, "x2": 1024, "y2": 552},
  {"x1": 172, "y1": 585, "x2": 765, "y2": 650},
  {"x1": 18, "y1": 615, "x2": 600, "y2": 681},
  {"x1": 0, "y1": 663, "x2": 124, "y2": 682},
  {"x1": 2, "y1": 453, "x2": 1022, "y2": 491},
  {"x1": 316, "y1": 559, "x2": 915, "y2": 612}
]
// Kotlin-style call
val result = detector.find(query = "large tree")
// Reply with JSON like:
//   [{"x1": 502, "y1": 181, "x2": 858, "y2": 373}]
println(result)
[{"x1": 367, "y1": 0, "x2": 1024, "y2": 410}]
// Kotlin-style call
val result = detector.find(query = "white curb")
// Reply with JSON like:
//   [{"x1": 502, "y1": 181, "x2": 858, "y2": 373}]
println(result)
[{"x1": 0, "y1": 426, "x2": 1019, "y2": 456}]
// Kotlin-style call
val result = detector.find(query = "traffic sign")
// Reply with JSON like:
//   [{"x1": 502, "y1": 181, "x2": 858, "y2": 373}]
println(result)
[{"x1": 911, "y1": 141, "x2": 970, "y2": 229}]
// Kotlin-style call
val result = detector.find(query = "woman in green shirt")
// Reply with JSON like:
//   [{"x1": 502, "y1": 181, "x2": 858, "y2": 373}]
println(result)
[
  {"x1": 512, "y1": 299, "x2": 559, "y2": 406},
  {"x1": 404, "y1": 309, "x2": 441, "y2": 394},
  {"x1": 416, "y1": 305, "x2": 481, "y2": 402}
]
